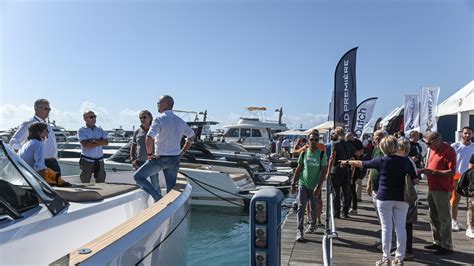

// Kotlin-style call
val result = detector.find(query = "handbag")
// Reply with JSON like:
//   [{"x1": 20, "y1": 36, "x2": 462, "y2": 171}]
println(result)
[{"x1": 404, "y1": 173, "x2": 418, "y2": 205}]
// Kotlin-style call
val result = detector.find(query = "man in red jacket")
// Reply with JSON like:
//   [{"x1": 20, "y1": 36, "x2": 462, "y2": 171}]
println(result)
[{"x1": 421, "y1": 131, "x2": 456, "y2": 255}]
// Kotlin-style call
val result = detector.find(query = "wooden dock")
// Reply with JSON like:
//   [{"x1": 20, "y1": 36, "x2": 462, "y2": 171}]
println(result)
[{"x1": 281, "y1": 180, "x2": 474, "y2": 265}]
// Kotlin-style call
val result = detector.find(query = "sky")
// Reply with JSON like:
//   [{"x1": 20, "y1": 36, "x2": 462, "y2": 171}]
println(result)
[{"x1": 1, "y1": 0, "x2": 473, "y2": 131}]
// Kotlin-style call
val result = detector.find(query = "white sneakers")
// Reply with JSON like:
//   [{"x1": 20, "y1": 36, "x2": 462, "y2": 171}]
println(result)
[
  {"x1": 452, "y1": 220, "x2": 460, "y2": 232},
  {"x1": 296, "y1": 231, "x2": 304, "y2": 242},
  {"x1": 466, "y1": 226, "x2": 474, "y2": 239}
]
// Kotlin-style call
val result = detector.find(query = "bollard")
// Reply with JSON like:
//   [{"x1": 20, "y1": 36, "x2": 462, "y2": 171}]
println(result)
[{"x1": 249, "y1": 188, "x2": 284, "y2": 266}]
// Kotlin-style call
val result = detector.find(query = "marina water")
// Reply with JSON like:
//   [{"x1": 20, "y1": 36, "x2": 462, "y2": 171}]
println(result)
[{"x1": 187, "y1": 197, "x2": 294, "y2": 265}]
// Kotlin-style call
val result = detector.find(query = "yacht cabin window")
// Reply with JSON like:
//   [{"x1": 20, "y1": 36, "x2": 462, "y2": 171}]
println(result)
[
  {"x1": 240, "y1": 128, "x2": 251, "y2": 137},
  {"x1": 251, "y1": 129, "x2": 262, "y2": 137},
  {"x1": 226, "y1": 128, "x2": 239, "y2": 138}
]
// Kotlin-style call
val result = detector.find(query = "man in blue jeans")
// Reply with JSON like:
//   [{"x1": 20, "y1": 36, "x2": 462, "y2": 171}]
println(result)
[{"x1": 133, "y1": 95, "x2": 195, "y2": 201}]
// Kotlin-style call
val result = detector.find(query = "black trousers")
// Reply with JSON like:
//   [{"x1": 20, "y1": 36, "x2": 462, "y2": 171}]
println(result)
[
  {"x1": 350, "y1": 179, "x2": 358, "y2": 210},
  {"x1": 45, "y1": 158, "x2": 61, "y2": 175},
  {"x1": 332, "y1": 168, "x2": 351, "y2": 216}
]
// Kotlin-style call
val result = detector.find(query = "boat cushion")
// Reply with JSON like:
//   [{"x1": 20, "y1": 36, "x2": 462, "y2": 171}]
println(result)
[{"x1": 54, "y1": 183, "x2": 139, "y2": 202}]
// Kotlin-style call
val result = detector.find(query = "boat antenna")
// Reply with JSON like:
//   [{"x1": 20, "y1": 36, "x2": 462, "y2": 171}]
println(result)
[{"x1": 275, "y1": 107, "x2": 283, "y2": 125}]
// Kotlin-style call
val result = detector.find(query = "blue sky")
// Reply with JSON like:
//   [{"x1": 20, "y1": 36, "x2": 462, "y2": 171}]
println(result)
[{"x1": 1, "y1": 0, "x2": 472, "y2": 131}]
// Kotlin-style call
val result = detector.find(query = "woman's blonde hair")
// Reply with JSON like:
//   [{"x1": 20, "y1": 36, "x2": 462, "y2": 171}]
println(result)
[
  {"x1": 379, "y1": 135, "x2": 399, "y2": 155},
  {"x1": 397, "y1": 137, "x2": 411, "y2": 155}
]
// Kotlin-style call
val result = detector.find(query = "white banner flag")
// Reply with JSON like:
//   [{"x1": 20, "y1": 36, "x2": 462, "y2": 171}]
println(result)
[
  {"x1": 353, "y1": 97, "x2": 377, "y2": 138},
  {"x1": 404, "y1": 95, "x2": 420, "y2": 133},
  {"x1": 420, "y1": 86, "x2": 440, "y2": 133}
]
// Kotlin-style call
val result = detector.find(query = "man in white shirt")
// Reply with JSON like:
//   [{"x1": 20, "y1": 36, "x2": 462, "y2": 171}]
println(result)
[
  {"x1": 9, "y1": 99, "x2": 60, "y2": 174},
  {"x1": 450, "y1": 126, "x2": 474, "y2": 231},
  {"x1": 133, "y1": 95, "x2": 195, "y2": 202}
]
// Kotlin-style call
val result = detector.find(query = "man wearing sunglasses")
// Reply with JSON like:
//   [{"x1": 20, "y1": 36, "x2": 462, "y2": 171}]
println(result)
[
  {"x1": 291, "y1": 131, "x2": 328, "y2": 241},
  {"x1": 133, "y1": 95, "x2": 195, "y2": 202},
  {"x1": 78, "y1": 111, "x2": 109, "y2": 183},
  {"x1": 10, "y1": 98, "x2": 61, "y2": 174},
  {"x1": 420, "y1": 131, "x2": 456, "y2": 255}
]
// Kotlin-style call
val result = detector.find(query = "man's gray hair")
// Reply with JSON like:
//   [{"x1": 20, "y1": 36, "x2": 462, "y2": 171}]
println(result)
[
  {"x1": 34, "y1": 99, "x2": 50, "y2": 109},
  {"x1": 161, "y1": 95, "x2": 174, "y2": 108},
  {"x1": 373, "y1": 129, "x2": 388, "y2": 138}
]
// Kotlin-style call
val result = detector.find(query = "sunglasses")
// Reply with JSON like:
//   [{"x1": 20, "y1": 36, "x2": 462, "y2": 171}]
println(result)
[
  {"x1": 139, "y1": 116, "x2": 148, "y2": 119},
  {"x1": 310, "y1": 138, "x2": 320, "y2": 142},
  {"x1": 88, "y1": 115, "x2": 97, "y2": 119},
  {"x1": 42, "y1": 107, "x2": 51, "y2": 111}
]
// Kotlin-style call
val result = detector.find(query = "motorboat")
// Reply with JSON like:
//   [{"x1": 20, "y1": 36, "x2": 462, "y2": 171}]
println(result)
[
  {"x1": 221, "y1": 107, "x2": 289, "y2": 153},
  {"x1": 0, "y1": 140, "x2": 191, "y2": 265},
  {"x1": 57, "y1": 141, "x2": 126, "y2": 158},
  {"x1": 58, "y1": 142, "x2": 256, "y2": 208}
]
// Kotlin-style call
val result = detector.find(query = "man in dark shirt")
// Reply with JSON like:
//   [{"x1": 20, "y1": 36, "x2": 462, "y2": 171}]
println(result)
[
  {"x1": 328, "y1": 127, "x2": 355, "y2": 218},
  {"x1": 408, "y1": 130, "x2": 423, "y2": 168},
  {"x1": 346, "y1": 132, "x2": 365, "y2": 214}
]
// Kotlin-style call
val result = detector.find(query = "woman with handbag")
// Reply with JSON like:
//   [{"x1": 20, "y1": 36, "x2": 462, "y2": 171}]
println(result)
[
  {"x1": 340, "y1": 136, "x2": 418, "y2": 266},
  {"x1": 396, "y1": 137, "x2": 420, "y2": 261}
]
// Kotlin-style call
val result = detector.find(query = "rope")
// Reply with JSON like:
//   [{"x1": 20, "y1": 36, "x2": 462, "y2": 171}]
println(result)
[{"x1": 178, "y1": 171, "x2": 249, "y2": 208}]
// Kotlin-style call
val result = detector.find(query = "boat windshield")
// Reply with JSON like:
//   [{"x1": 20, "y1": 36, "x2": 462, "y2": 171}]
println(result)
[{"x1": 0, "y1": 141, "x2": 68, "y2": 217}]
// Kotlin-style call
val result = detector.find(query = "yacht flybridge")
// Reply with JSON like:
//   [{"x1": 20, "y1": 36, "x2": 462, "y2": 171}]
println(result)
[{"x1": 222, "y1": 107, "x2": 288, "y2": 153}]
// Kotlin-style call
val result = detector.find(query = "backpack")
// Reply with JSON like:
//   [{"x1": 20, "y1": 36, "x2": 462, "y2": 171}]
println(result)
[{"x1": 456, "y1": 168, "x2": 474, "y2": 197}]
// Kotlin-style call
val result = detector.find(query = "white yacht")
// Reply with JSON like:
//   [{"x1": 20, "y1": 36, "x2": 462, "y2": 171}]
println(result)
[
  {"x1": 59, "y1": 157, "x2": 255, "y2": 208},
  {"x1": 0, "y1": 141, "x2": 191, "y2": 265},
  {"x1": 222, "y1": 107, "x2": 288, "y2": 153}
]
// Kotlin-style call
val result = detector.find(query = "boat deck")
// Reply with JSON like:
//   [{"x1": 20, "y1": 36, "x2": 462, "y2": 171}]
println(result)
[{"x1": 281, "y1": 180, "x2": 474, "y2": 265}]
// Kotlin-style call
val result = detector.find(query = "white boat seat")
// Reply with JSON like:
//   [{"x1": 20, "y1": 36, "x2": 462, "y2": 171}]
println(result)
[{"x1": 54, "y1": 183, "x2": 138, "y2": 202}]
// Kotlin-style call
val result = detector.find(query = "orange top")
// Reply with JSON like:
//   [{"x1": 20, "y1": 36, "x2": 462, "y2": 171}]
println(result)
[{"x1": 295, "y1": 143, "x2": 326, "y2": 155}]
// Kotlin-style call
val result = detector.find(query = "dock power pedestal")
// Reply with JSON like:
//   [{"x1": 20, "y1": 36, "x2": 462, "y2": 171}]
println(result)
[{"x1": 249, "y1": 188, "x2": 284, "y2": 266}]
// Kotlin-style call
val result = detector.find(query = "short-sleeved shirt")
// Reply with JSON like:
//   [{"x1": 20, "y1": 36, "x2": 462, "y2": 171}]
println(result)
[
  {"x1": 297, "y1": 148, "x2": 328, "y2": 190},
  {"x1": 78, "y1": 126, "x2": 108, "y2": 160},
  {"x1": 147, "y1": 110, "x2": 195, "y2": 156},
  {"x1": 331, "y1": 140, "x2": 355, "y2": 176},
  {"x1": 18, "y1": 139, "x2": 46, "y2": 171},
  {"x1": 132, "y1": 126, "x2": 148, "y2": 162},
  {"x1": 451, "y1": 142, "x2": 474, "y2": 174},
  {"x1": 9, "y1": 116, "x2": 58, "y2": 158},
  {"x1": 426, "y1": 143, "x2": 456, "y2": 192},
  {"x1": 331, "y1": 140, "x2": 355, "y2": 161},
  {"x1": 363, "y1": 155, "x2": 417, "y2": 201}
]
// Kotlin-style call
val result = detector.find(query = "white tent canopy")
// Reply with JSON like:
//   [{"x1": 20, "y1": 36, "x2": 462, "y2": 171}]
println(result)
[
  {"x1": 380, "y1": 105, "x2": 404, "y2": 129},
  {"x1": 437, "y1": 80, "x2": 474, "y2": 116},
  {"x1": 303, "y1": 120, "x2": 344, "y2": 134},
  {"x1": 275, "y1": 129, "x2": 306, "y2": 136}
]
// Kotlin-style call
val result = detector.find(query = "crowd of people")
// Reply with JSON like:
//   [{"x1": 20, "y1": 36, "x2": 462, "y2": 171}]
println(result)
[
  {"x1": 291, "y1": 126, "x2": 474, "y2": 265},
  {"x1": 9, "y1": 96, "x2": 195, "y2": 202},
  {"x1": 7, "y1": 98, "x2": 474, "y2": 265}
]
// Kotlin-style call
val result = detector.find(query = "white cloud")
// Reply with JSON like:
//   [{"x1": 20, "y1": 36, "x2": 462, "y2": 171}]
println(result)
[
  {"x1": 1, "y1": 103, "x2": 329, "y2": 133},
  {"x1": 0, "y1": 102, "x2": 143, "y2": 131}
]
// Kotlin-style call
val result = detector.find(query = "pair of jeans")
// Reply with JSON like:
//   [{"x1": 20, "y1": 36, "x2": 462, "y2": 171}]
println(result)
[
  {"x1": 136, "y1": 160, "x2": 159, "y2": 189},
  {"x1": 133, "y1": 156, "x2": 180, "y2": 202},
  {"x1": 296, "y1": 186, "x2": 319, "y2": 233},
  {"x1": 376, "y1": 200, "x2": 409, "y2": 260}
]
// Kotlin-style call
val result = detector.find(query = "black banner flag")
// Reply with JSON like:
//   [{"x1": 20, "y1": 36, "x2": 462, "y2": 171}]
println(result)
[{"x1": 333, "y1": 47, "x2": 358, "y2": 132}]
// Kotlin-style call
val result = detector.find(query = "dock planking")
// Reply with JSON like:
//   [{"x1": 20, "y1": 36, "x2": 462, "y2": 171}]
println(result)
[{"x1": 281, "y1": 180, "x2": 474, "y2": 265}]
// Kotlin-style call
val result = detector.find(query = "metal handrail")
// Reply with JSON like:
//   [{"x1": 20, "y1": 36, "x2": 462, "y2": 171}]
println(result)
[{"x1": 322, "y1": 176, "x2": 338, "y2": 266}]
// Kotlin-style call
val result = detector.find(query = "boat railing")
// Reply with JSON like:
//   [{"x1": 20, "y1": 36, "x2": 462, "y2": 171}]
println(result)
[{"x1": 322, "y1": 175, "x2": 338, "y2": 266}]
